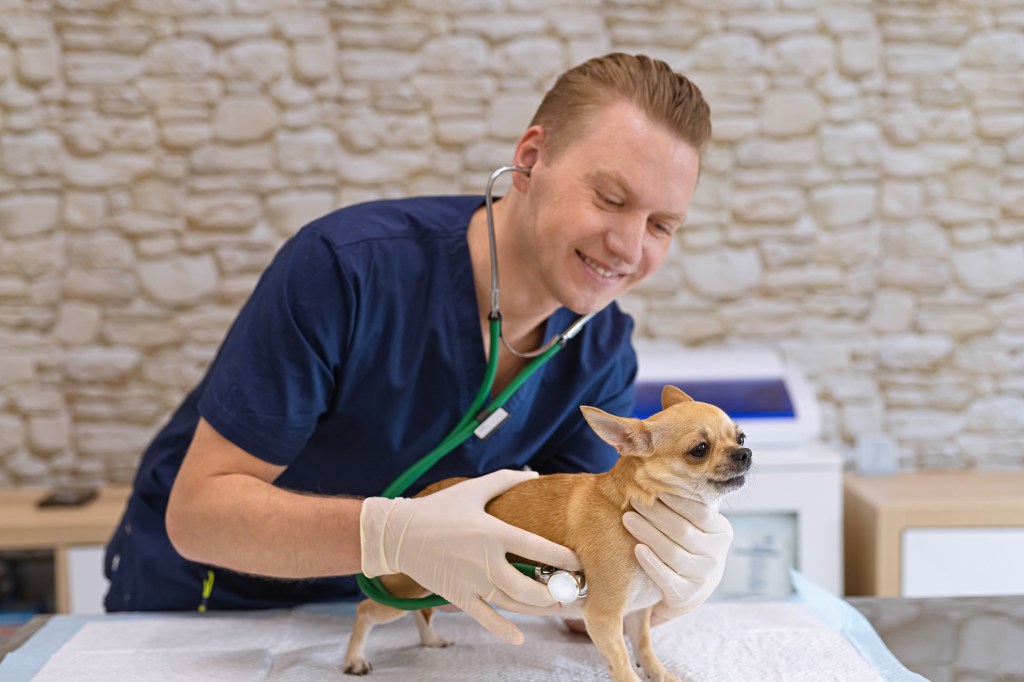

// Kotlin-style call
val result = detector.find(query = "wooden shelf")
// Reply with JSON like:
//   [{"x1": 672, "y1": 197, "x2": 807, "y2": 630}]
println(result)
[{"x1": 844, "y1": 471, "x2": 1024, "y2": 597}]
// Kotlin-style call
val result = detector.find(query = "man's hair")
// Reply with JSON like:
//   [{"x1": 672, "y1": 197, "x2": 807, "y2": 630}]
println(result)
[{"x1": 529, "y1": 53, "x2": 712, "y2": 161}]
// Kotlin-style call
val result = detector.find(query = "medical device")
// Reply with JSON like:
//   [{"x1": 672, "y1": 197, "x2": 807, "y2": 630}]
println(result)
[{"x1": 355, "y1": 166, "x2": 596, "y2": 610}]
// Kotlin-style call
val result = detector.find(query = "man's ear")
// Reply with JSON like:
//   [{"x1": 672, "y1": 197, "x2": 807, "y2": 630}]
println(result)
[
  {"x1": 581, "y1": 406, "x2": 654, "y2": 457},
  {"x1": 661, "y1": 385, "x2": 694, "y2": 410},
  {"x1": 510, "y1": 125, "x2": 545, "y2": 191}
]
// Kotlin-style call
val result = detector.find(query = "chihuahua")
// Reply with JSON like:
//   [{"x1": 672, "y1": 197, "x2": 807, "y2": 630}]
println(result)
[{"x1": 343, "y1": 386, "x2": 751, "y2": 682}]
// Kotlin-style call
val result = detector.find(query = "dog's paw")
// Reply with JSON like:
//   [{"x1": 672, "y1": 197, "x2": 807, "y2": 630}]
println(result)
[
  {"x1": 420, "y1": 632, "x2": 454, "y2": 648},
  {"x1": 343, "y1": 657, "x2": 372, "y2": 675},
  {"x1": 637, "y1": 661, "x2": 680, "y2": 682}
]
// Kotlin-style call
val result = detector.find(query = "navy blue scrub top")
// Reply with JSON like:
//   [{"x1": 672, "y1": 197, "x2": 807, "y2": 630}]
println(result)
[{"x1": 105, "y1": 195, "x2": 637, "y2": 612}]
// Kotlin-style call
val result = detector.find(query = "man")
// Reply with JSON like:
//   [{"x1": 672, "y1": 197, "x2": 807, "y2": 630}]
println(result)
[{"x1": 105, "y1": 53, "x2": 733, "y2": 646}]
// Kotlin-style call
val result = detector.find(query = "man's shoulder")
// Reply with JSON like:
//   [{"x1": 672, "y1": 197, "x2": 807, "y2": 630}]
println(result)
[{"x1": 304, "y1": 195, "x2": 483, "y2": 247}]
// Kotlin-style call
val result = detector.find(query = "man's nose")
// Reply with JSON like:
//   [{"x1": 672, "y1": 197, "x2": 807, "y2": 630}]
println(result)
[{"x1": 603, "y1": 217, "x2": 645, "y2": 267}]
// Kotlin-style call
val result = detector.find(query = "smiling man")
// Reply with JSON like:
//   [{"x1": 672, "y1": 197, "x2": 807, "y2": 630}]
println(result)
[{"x1": 105, "y1": 52, "x2": 730, "y2": 646}]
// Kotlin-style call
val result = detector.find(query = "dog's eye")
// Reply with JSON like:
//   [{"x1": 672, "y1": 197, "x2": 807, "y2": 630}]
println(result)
[
  {"x1": 691, "y1": 442, "x2": 708, "y2": 458},
  {"x1": 737, "y1": 434, "x2": 746, "y2": 446}
]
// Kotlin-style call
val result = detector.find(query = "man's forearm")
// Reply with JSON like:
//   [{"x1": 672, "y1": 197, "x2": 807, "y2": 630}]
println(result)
[{"x1": 167, "y1": 473, "x2": 365, "y2": 579}]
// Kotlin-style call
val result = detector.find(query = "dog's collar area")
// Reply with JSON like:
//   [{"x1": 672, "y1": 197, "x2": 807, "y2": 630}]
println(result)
[{"x1": 533, "y1": 565, "x2": 588, "y2": 603}]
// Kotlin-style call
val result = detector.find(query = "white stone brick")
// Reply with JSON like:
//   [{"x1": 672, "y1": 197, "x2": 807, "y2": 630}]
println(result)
[
  {"x1": 810, "y1": 184, "x2": 877, "y2": 227},
  {"x1": 952, "y1": 243, "x2": 1024, "y2": 294},
  {"x1": 880, "y1": 181, "x2": 924, "y2": 219},
  {"x1": 769, "y1": 35, "x2": 834, "y2": 78},
  {"x1": 978, "y1": 111, "x2": 1024, "y2": 139},
  {"x1": 2, "y1": 16, "x2": 53, "y2": 42},
  {"x1": 186, "y1": 193, "x2": 261, "y2": 230},
  {"x1": 275, "y1": 128, "x2": 338, "y2": 174},
  {"x1": 889, "y1": 410, "x2": 966, "y2": 441},
  {"x1": 731, "y1": 187, "x2": 805, "y2": 222},
  {"x1": 680, "y1": 247, "x2": 762, "y2": 298},
  {"x1": 0, "y1": 193, "x2": 60, "y2": 238},
  {"x1": 55, "y1": 302, "x2": 102, "y2": 345},
  {"x1": 29, "y1": 414, "x2": 70, "y2": 453},
  {"x1": 74, "y1": 422, "x2": 154, "y2": 458},
  {"x1": 2, "y1": 131, "x2": 61, "y2": 176},
  {"x1": 736, "y1": 138, "x2": 817, "y2": 167},
  {"x1": 1004, "y1": 185, "x2": 1024, "y2": 219},
  {"x1": 138, "y1": 254, "x2": 219, "y2": 304},
  {"x1": 68, "y1": 234, "x2": 135, "y2": 269},
  {"x1": 435, "y1": 118, "x2": 487, "y2": 145},
  {"x1": 337, "y1": 49, "x2": 419, "y2": 81},
  {"x1": 64, "y1": 52, "x2": 144, "y2": 85},
  {"x1": 293, "y1": 40, "x2": 334, "y2": 82},
  {"x1": 422, "y1": 34, "x2": 490, "y2": 73},
  {"x1": 843, "y1": 400, "x2": 884, "y2": 435},
  {"x1": 487, "y1": 92, "x2": 539, "y2": 141},
  {"x1": 728, "y1": 12, "x2": 818, "y2": 40},
  {"x1": 0, "y1": 276, "x2": 28, "y2": 298},
  {"x1": 145, "y1": 39, "x2": 215, "y2": 78},
  {"x1": 965, "y1": 396, "x2": 1024, "y2": 433},
  {"x1": 878, "y1": 334, "x2": 954, "y2": 370},
  {"x1": 693, "y1": 34, "x2": 763, "y2": 71},
  {"x1": 452, "y1": 14, "x2": 546, "y2": 41},
  {"x1": 496, "y1": 37, "x2": 563, "y2": 82},
  {"x1": 218, "y1": 39, "x2": 290, "y2": 82},
  {"x1": 62, "y1": 269, "x2": 137, "y2": 302},
  {"x1": 191, "y1": 143, "x2": 272, "y2": 172},
  {"x1": 266, "y1": 189, "x2": 335, "y2": 235},
  {"x1": 161, "y1": 121, "x2": 212, "y2": 148},
  {"x1": 16, "y1": 42, "x2": 60, "y2": 85},
  {"x1": 12, "y1": 387, "x2": 64, "y2": 413},
  {"x1": 839, "y1": 35, "x2": 880, "y2": 76},
  {"x1": 964, "y1": 29, "x2": 1024, "y2": 68},
  {"x1": 885, "y1": 44, "x2": 962, "y2": 75},
  {"x1": 62, "y1": 346, "x2": 141, "y2": 382},
  {"x1": 213, "y1": 94, "x2": 279, "y2": 141},
  {"x1": 62, "y1": 153, "x2": 154, "y2": 188},
  {"x1": 761, "y1": 91, "x2": 825, "y2": 137},
  {"x1": 177, "y1": 16, "x2": 270, "y2": 44},
  {"x1": 103, "y1": 317, "x2": 182, "y2": 348},
  {"x1": 868, "y1": 289, "x2": 916, "y2": 333}
]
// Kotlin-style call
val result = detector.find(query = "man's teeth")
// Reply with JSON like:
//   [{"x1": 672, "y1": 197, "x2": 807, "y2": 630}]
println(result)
[{"x1": 580, "y1": 253, "x2": 617, "y2": 278}]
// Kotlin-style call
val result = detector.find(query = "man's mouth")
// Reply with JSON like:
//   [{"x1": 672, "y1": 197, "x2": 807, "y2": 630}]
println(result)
[{"x1": 577, "y1": 251, "x2": 622, "y2": 279}]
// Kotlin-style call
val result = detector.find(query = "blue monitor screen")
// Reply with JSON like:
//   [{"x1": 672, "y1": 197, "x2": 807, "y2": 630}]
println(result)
[{"x1": 633, "y1": 379, "x2": 796, "y2": 421}]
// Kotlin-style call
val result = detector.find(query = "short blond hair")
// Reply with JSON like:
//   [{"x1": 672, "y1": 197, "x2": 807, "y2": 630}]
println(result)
[{"x1": 530, "y1": 53, "x2": 711, "y2": 161}]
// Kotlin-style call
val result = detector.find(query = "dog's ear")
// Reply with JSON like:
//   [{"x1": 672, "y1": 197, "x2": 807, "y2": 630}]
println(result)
[
  {"x1": 661, "y1": 385, "x2": 694, "y2": 410},
  {"x1": 580, "y1": 406, "x2": 654, "y2": 457}
]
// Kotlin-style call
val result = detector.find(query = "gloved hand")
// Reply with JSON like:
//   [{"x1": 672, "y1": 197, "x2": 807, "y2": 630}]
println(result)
[
  {"x1": 360, "y1": 469, "x2": 580, "y2": 645},
  {"x1": 622, "y1": 493, "x2": 733, "y2": 621}
]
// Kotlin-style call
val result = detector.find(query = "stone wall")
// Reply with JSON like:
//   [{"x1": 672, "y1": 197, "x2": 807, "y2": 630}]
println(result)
[{"x1": 1, "y1": 0, "x2": 1022, "y2": 486}]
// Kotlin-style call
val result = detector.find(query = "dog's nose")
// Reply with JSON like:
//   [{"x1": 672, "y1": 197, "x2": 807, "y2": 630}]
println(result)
[{"x1": 731, "y1": 448, "x2": 752, "y2": 465}]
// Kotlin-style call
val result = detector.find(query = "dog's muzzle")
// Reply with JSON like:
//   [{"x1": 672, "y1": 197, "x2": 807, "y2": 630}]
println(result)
[{"x1": 534, "y1": 565, "x2": 588, "y2": 603}]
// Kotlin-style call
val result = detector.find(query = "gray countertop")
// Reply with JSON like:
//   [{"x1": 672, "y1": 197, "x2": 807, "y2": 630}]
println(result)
[{"x1": 3, "y1": 597, "x2": 1023, "y2": 680}]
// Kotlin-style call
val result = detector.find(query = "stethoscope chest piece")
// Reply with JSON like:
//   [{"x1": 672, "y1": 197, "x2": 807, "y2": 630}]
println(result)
[{"x1": 534, "y1": 565, "x2": 587, "y2": 604}]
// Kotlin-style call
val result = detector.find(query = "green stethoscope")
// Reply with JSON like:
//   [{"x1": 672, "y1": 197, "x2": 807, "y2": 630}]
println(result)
[{"x1": 355, "y1": 165, "x2": 595, "y2": 610}]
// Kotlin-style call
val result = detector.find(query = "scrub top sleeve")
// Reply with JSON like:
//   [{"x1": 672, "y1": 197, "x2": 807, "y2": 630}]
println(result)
[{"x1": 197, "y1": 227, "x2": 351, "y2": 466}]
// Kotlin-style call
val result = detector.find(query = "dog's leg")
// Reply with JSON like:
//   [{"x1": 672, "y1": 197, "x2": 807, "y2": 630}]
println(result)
[
  {"x1": 584, "y1": 611, "x2": 643, "y2": 682},
  {"x1": 343, "y1": 598, "x2": 409, "y2": 675},
  {"x1": 413, "y1": 607, "x2": 453, "y2": 648},
  {"x1": 624, "y1": 608, "x2": 679, "y2": 682}
]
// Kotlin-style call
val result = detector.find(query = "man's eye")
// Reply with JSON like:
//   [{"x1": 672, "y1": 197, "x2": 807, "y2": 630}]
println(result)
[
  {"x1": 651, "y1": 221, "x2": 674, "y2": 236},
  {"x1": 599, "y1": 193, "x2": 624, "y2": 208}
]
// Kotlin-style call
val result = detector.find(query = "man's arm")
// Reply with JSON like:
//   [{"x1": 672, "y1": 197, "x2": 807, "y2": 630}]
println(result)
[{"x1": 166, "y1": 417, "x2": 364, "y2": 578}]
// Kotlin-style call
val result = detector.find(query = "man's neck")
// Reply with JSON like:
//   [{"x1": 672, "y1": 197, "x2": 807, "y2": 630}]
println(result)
[{"x1": 467, "y1": 196, "x2": 558, "y2": 348}]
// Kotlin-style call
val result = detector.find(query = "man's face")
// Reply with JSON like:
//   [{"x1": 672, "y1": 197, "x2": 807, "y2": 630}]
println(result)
[{"x1": 514, "y1": 100, "x2": 701, "y2": 315}]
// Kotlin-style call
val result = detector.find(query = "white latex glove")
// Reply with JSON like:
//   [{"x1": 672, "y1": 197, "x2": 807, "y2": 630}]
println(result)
[
  {"x1": 622, "y1": 493, "x2": 733, "y2": 621},
  {"x1": 360, "y1": 469, "x2": 580, "y2": 644}
]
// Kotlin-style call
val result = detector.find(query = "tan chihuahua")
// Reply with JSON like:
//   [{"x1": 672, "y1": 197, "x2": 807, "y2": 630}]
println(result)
[{"x1": 343, "y1": 386, "x2": 751, "y2": 682}]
